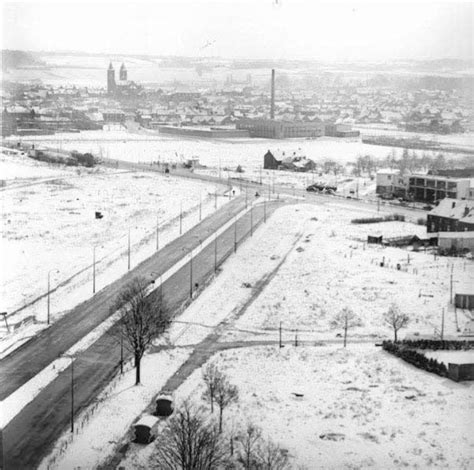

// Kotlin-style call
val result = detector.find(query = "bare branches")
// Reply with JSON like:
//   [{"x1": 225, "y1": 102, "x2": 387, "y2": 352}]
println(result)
[
  {"x1": 383, "y1": 303, "x2": 410, "y2": 342},
  {"x1": 330, "y1": 307, "x2": 362, "y2": 347},
  {"x1": 215, "y1": 377, "x2": 238, "y2": 433},
  {"x1": 112, "y1": 276, "x2": 170, "y2": 384},
  {"x1": 202, "y1": 362, "x2": 224, "y2": 414},
  {"x1": 152, "y1": 401, "x2": 227, "y2": 470}
]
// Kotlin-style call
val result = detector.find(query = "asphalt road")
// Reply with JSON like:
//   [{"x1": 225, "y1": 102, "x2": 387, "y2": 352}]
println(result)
[{"x1": 0, "y1": 196, "x2": 281, "y2": 470}]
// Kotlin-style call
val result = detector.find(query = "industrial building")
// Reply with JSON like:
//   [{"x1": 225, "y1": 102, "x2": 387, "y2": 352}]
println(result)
[{"x1": 237, "y1": 118, "x2": 324, "y2": 139}]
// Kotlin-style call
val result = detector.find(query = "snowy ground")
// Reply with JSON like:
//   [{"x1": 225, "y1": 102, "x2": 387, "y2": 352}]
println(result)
[
  {"x1": 170, "y1": 344, "x2": 474, "y2": 470},
  {"x1": 0, "y1": 151, "x2": 225, "y2": 349},
  {"x1": 219, "y1": 204, "x2": 473, "y2": 343},
  {"x1": 424, "y1": 350, "x2": 474, "y2": 366},
  {"x1": 40, "y1": 200, "x2": 474, "y2": 469},
  {"x1": 8, "y1": 128, "x2": 446, "y2": 171}
]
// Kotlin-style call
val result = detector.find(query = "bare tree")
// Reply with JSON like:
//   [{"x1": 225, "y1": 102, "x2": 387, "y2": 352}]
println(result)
[
  {"x1": 256, "y1": 439, "x2": 291, "y2": 470},
  {"x1": 383, "y1": 303, "x2": 410, "y2": 342},
  {"x1": 113, "y1": 276, "x2": 169, "y2": 385},
  {"x1": 237, "y1": 423, "x2": 262, "y2": 470},
  {"x1": 202, "y1": 362, "x2": 224, "y2": 413},
  {"x1": 215, "y1": 377, "x2": 239, "y2": 433},
  {"x1": 330, "y1": 307, "x2": 362, "y2": 347},
  {"x1": 152, "y1": 401, "x2": 227, "y2": 470}
]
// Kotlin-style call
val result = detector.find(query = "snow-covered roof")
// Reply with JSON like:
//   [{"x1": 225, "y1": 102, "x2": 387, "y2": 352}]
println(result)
[
  {"x1": 429, "y1": 199, "x2": 474, "y2": 220},
  {"x1": 135, "y1": 415, "x2": 159, "y2": 428}
]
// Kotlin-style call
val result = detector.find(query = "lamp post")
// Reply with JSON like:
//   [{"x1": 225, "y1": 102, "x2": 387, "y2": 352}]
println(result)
[
  {"x1": 214, "y1": 233, "x2": 217, "y2": 274},
  {"x1": 61, "y1": 354, "x2": 75, "y2": 433},
  {"x1": 127, "y1": 227, "x2": 131, "y2": 271},
  {"x1": 156, "y1": 215, "x2": 160, "y2": 251},
  {"x1": 47, "y1": 269, "x2": 59, "y2": 325},
  {"x1": 250, "y1": 204, "x2": 253, "y2": 236},
  {"x1": 189, "y1": 248, "x2": 193, "y2": 299},
  {"x1": 199, "y1": 194, "x2": 202, "y2": 221}
]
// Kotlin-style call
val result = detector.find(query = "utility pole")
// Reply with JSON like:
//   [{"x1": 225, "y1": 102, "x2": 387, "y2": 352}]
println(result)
[
  {"x1": 120, "y1": 325, "x2": 124, "y2": 374},
  {"x1": 214, "y1": 233, "x2": 217, "y2": 274},
  {"x1": 180, "y1": 202, "x2": 183, "y2": 235},
  {"x1": 450, "y1": 265, "x2": 454, "y2": 304},
  {"x1": 441, "y1": 308, "x2": 445, "y2": 341},
  {"x1": 156, "y1": 216, "x2": 160, "y2": 251},
  {"x1": 93, "y1": 246, "x2": 96, "y2": 294},
  {"x1": 127, "y1": 228, "x2": 131, "y2": 271},
  {"x1": 71, "y1": 357, "x2": 74, "y2": 433},
  {"x1": 47, "y1": 269, "x2": 59, "y2": 325},
  {"x1": 250, "y1": 204, "x2": 253, "y2": 236},
  {"x1": 189, "y1": 250, "x2": 193, "y2": 299},
  {"x1": 279, "y1": 321, "x2": 282, "y2": 348},
  {"x1": 234, "y1": 217, "x2": 237, "y2": 253}
]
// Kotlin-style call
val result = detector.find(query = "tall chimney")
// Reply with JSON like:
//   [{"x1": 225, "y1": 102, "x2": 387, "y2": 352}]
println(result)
[{"x1": 270, "y1": 69, "x2": 275, "y2": 120}]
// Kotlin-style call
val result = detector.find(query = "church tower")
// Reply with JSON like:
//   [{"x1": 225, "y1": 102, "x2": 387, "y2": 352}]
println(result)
[
  {"x1": 107, "y1": 62, "x2": 116, "y2": 94},
  {"x1": 119, "y1": 63, "x2": 127, "y2": 81}
]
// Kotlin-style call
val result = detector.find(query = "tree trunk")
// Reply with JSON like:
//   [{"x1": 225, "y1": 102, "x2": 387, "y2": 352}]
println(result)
[
  {"x1": 135, "y1": 353, "x2": 141, "y2": 385},
  {"x1": 219, "y1": 406, "x2": 223, "y2": 433},
  {"x1": 210, "y1": 392, "x2": 214, "y2": 413},
  {"x1": 343, "y1": 325, "x2": 348, "y2": 348},
  {"x1": 394, "y1": 328, "x2": 398, "y2": 343}
]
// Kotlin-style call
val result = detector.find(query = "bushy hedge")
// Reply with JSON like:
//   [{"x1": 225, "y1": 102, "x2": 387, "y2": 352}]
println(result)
[
  {"x1": 382, "y1": 341, "x2": 448, "y2": 377},
  {"x1": 351, "y1": 214, "x2": 405, "y2": 224},
  {"x1": 401, "y1": 339, "x2": 474, "y2": 351}
]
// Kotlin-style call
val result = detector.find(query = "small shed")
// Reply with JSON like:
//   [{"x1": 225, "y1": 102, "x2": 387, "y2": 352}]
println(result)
[
  {"x1": 448, "y1": 363, "x2": 474, "y2": 382},
  {"x1": 367, "y1": 235, "x2": 383, "y2": 244},
  {"x1": 455, "y1": 292, "x2": 474, "y2": 310},
  {"x1": 156, "y1": 394, "x2": 174, "y2": 417},
  {"x1": 134, "y1": 415, "x2": 159, "y2": 444},
  {"x1": 263, "y1": 150, "x2": 281, "y2": 170}
]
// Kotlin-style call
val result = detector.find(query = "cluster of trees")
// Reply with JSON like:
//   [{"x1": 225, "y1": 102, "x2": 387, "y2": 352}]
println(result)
[
  {"x1": 151, "y1": 361, "x2": 292, "y2": 470},
  {"x1": 330, "y1": 303, "x2": 410, "y2": 346}
]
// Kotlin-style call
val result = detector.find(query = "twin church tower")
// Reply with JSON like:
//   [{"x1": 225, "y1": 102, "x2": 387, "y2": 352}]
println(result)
[{"x1": 107, "y1": 62, "x2": 128, "y2": 94}]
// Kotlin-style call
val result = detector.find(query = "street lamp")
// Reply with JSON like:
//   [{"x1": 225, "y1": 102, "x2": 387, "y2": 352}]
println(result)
[
  {"x1": 61, "y1": 354, "x2": 75, "y2": 433},
  {"x1": 47, "y1": 269, "x2": 60, "y2": 325}
]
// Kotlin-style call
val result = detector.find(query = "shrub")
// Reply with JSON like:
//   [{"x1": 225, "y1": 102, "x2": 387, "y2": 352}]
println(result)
[{"x1": 417, "y1": 217, "x2": 426, "y2": 226}]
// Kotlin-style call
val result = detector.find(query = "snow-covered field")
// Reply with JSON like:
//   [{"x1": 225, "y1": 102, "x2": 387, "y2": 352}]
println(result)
[
  {"x1": 10, "y1": 128, "x2": 440, "y2": 171},
  {"x1": 41, "y1": 200, "x2": 474, "y2": 469},
  {"x1": 220, "y1": 204, "x2": 472, "y2": 342},
  {"x1": 0, "y1": 151, "x2": 224, "y2": 346},
  {"x1": 170, "y1": 344, "x2": 474, "y2": 470}
]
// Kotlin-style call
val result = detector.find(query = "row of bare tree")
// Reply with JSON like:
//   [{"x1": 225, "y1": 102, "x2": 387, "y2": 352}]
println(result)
[{"x1": 331, "y1": 303, "x2": 410, "y2": 346}]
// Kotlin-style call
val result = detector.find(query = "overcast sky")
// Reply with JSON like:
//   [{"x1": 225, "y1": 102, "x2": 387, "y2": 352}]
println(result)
[{"x1": 1, "y1": 0, "x2": 472, "y2": 61}]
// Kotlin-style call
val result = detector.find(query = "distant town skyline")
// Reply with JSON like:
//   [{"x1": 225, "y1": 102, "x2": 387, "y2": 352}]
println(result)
[{"x1": 1, "y1": 1, "x2": 473, "y2": 62}]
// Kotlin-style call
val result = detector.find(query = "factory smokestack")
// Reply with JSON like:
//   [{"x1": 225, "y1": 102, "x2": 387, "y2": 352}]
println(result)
[{"x1": 270, "y1": 69, "x2": 275, "y2": 120}]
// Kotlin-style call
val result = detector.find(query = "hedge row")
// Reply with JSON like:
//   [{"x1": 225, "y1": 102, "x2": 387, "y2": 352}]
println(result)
[
  {"x1": 382, "y1": 341, "x2": 448, "y2": 377},
  {"x1": 401, "y1": 339, "x2": 474, "y2": 351},
  {"x1": 351, "y1": 214, "x2": 405, "y2": 224}
]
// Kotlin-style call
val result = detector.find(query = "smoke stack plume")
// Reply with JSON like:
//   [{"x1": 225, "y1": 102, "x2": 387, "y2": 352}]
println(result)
[{"x1": 270, "y1": 69, "x2": 275, "y2": 120}]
